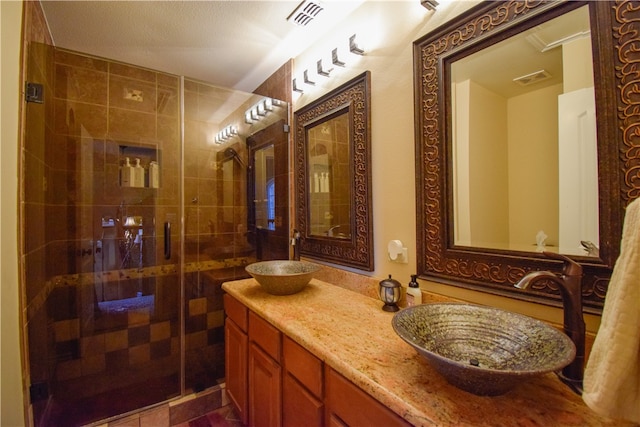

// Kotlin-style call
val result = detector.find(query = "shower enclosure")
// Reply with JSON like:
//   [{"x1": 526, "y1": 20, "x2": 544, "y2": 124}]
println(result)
[{"x1": 21, "y1": 41, "x2": 288, "y2": 426}]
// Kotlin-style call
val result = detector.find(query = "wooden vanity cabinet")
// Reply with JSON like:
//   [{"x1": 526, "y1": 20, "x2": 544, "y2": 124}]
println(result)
[
  {"x1": 224, "y1": 294, "x2": 249, "y2": 425},
  {"x1": 224, "y1": 294, "x2": 410, "y2": 427}
]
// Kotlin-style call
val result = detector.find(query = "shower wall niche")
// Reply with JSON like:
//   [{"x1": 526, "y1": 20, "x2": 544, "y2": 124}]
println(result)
[{"x1": 118, "y1": 144, "x2": 159, "y2": 188}]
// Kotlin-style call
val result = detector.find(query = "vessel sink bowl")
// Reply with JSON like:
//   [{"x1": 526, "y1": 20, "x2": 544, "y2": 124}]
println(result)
[
  {"x1": 245, "y1": 260, "x2": 320, "y2": 295},
  {"x1": 392, "y1": 303, "x2": 576, "y2": 396}
]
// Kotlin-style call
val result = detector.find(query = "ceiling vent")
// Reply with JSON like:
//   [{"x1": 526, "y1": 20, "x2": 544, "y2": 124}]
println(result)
[
  {"x1": 513, "y1": 69, "x2": 552, "y2": 86},
  {"x1": 287, "y1": 0, "x2": 324, "y2": 26}
]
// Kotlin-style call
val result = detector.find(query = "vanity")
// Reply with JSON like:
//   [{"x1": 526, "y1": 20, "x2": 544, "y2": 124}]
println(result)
[{"x1": 222, "y1": 278, "x2": 626, "y2": 427}]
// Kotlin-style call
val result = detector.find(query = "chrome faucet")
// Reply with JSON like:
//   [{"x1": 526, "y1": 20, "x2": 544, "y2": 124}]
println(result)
[{"x1": 514, "y1": 251, "x2": 585, "y2": 395}]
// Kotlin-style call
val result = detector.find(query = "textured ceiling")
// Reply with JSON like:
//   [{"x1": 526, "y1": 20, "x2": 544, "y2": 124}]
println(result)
[{"x1": 40, "y1": 0, "x2": 364, "y2": 93}]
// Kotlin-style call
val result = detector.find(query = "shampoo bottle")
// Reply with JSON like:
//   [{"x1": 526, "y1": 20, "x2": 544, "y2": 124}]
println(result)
[
  {"x1": 133, "y1": 158, "x2": 145, "y2": 187},
  {"x1": 120, "y1": 157, "x2": 133, "y2": 187},
  {"x1": 149, "y1": 161, "x2": 159, "y2": 188},
  {"x1": 406, "y1": 274, "x2": 422, "y2": 307}
]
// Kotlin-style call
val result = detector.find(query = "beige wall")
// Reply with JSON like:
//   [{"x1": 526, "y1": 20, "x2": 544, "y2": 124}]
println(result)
[
  {"x1": 507, "y1": 83, "x2": 562, "y2": 248},
  {"x1": 468, "y1": 80, "x2": 509, "y2": 247},
  {"x1": 2, "y1": 1, "x2": 26, "y2": 425},
  {"x1": 563, "y1": 37, "x2": 594, "y2": 92},
  {"x1": 293, "y1": 0, "x2": 482, "y2": 279},
  {"x1": 452, "y1": 79, "x2": 510, "y2": 248},
  {"x1": 291, "y1": 1, "x2": 602, "y2": 333}
]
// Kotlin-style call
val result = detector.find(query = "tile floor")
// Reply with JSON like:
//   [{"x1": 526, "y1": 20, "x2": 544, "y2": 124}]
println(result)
[{"x1": 173, "y1": 405, "x2": 243, "y2": 427}]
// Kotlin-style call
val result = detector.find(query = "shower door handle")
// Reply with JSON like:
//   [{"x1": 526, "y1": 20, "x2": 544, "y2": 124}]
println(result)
[{"x1": 164, "y1": 222, "x2": 171, "y2": 260}]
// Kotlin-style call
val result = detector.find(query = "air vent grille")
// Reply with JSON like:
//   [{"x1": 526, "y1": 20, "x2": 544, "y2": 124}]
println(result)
[
  {"x1": 513, "y1": 69, "x2": 552, "y2": 86},
  {"x1": 287, "y1": 0, "x2": 324, "y2": 26}
]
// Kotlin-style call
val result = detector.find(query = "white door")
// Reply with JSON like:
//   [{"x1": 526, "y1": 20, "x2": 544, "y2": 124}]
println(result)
[{"x1": 558, "y1": 87, "x2": 599, "y2": 255}]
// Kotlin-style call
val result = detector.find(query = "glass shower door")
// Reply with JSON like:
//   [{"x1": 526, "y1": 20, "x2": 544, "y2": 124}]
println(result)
[{"x1": 22, "y1": 44, "x2": 183, "y2": 426}]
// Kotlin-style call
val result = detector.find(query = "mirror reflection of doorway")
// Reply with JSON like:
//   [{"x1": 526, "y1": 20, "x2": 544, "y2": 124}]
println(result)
[
  {"x1": 254, "y1": 144, "x2": 276, "y2": 231},
  {"x1": 247, "y1": 119, "x2": 290, "y2": 260}
]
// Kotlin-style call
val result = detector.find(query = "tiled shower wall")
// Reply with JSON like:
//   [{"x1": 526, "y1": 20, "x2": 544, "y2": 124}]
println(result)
[
  {"x1": 21, "y1": 1, "x2": 292, "y2": 425},
  {"x1": 20, "y1": 3, "x2": 257, "y2": 426}
]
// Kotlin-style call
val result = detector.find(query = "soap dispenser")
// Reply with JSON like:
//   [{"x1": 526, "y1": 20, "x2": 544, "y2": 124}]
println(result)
[{"x1": 406, "y1": 274, "x2": 422, "y2": 307}]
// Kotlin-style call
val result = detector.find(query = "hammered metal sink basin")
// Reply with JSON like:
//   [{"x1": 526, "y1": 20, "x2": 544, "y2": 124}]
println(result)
[
  {"x1": 392, "y1": 303, "x2": 576, "y2": 396},
  {"x1": 245, "y1": 260, "x2": 320, "y2": 295}
]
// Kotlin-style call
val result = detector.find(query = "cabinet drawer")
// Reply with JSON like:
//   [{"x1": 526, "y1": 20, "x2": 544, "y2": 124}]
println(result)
[
  {"x1": 325, "y1": 367, "x2": 411, "y2": 427},
  {"x1": 283, "y1": 335, "x2": 323, "y2": 398},
  {"x1": 249, "y1": 310, "x2": 281, "y2": 361},
  {"x1": 224, "y1": 294, "x2": 248, "y2": 332}
]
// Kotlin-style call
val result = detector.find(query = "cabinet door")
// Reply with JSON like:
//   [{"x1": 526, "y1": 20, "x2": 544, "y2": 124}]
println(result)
[
  {"x1": 283, "y1": 336, "x2": 323, "y2": 427},
  {"x1": 283, "y1": 373, "x2": 323, "y2": 427},
  {"x1": 225, "y1": 318, "x2": 248, "y2": 425},
  {"x1": 249, "y1": 343, "x2": 282, "y2": 427},
  {"x1": 325, "y1": 367, "x2": 411, "y2": 427},
  {"x1": 283, "y1": 336, "x2": 322, "y2": 397}
]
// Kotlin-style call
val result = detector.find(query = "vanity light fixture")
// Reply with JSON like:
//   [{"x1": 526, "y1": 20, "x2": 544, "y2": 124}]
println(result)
[
  {"x1": 215, "y1": 125, "x2": 237, "y2": 144},
  {"x1": 257, "y1": 102, "x2": 266, "y2": 116},
  {"x1": 420, "y1": 0, "x2": 438, "y2": 11},
  {"x1": 317, "y1": 59, "x2": 332, "y2": 77},
  {"x1": 303, "y1": 69, "x2": 316, "y2": 86},
  {"x1": 332, "y1": 48, "x2": 346, "y2": 67},
  {"x1": 244, "y1": 97, "x2": 277, "y2": 124},
  {"x1": 293, "y1": 34, "x2": 366, "y2": 94},
  {"x1": 349, "y1": 34, "x2": 365, "y2": 55}
]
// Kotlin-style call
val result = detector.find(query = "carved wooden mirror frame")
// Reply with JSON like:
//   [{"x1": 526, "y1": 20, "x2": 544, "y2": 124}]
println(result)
[
  {"x1": 414, "y1": 0, "x2": 639, "y2": 313},
  {"x1": 294, "y1": 71, "x2": 374, "y2": 271}
]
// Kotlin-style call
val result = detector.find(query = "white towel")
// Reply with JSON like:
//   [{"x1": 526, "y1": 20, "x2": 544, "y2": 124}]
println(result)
[{"x1": 583, "y1": 197, "x2": 640, "y2": 423}]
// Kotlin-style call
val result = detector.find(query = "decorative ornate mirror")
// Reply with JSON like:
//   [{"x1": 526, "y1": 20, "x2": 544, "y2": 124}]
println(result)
[
  {"x1": 294, "y1": 71, "x2": 374, "y2": 271},
  {"x1": 414, "y1": 0, "x2": 639, "y2": 312}
]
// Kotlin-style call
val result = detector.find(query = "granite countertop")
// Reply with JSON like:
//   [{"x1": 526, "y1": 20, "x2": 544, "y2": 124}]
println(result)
[{"x1": 222, "y1": 278, "x2": 627, "y2": 427}]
